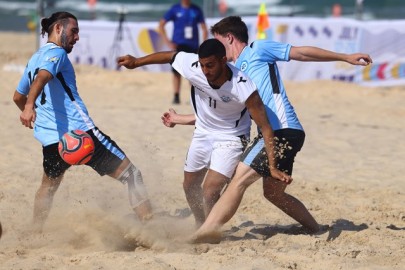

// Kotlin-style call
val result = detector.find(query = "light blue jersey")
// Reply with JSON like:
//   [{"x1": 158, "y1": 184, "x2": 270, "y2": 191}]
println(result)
[
  {"x1": 16, "y1": 43, "x2": 95, "y2": 146},
  {"x1": 235, "y1": 39, "x2": 303, "y2": 131}
]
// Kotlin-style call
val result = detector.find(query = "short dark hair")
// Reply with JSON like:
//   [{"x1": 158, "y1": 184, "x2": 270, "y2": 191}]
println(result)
[
  {"x1": 40, "y1": 11, "x2": 77, "y2": 37},
  {"x1": 210, "y1": 16, "x2": 249, "y2": 43},
  {"x1": 198, "y1": 39, "x2": 226, "y2": 59}
]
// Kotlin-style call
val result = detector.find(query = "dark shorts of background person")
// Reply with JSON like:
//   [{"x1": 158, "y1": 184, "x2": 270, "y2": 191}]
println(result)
[
  {"x1": 241, "y1": 128, "x2": 305, "y2": 177},
  {"x1": 43, "y1": 127, "x2": 126, "y2": 179},
  {"x1": 171, "y1": 44, "x2": 198, "y2": 74}
]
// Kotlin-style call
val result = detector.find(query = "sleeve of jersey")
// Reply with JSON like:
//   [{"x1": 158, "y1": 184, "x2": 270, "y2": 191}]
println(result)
[
  {"x1": 195, "y1": 7, "x2": 205, "y2": 22},
  {"x1": 171, "y1": 51, "x2": 196, "y2": 79},
  {"x1": 255, "y1": 39, "x2": 292, "y2": 62},
  {"x1": 239, "y1": 72, "x2": 259, "y2": 102},
  {"x1": 15, "y1": 48, "x2": 67, "y2": 95},
  {"x1": 163, "y1": 6, "x2": 175, "y2": 21},
  {"x1": 16, "y1": 68, "x2": 30, "y2": 95}
]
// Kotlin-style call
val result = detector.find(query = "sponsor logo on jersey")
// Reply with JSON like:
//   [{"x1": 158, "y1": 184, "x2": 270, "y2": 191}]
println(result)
[
  {"x1": 220, "y1": 96, "x2": 231, "y2": 102},
  {"x1": 47, "y1": 56, "x2": 59, "y2": 63},
  {"x1": 237, "y1": 76, "x2": 247, "y2": 83},
  {"x1": 240, "y1": 61, "x2": 248, "y2": 72}
]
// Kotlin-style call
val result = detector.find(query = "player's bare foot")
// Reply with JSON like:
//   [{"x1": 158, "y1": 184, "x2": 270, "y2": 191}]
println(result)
[{"x1": 188, "y1": 230, "x2": 222, "y2": 244}]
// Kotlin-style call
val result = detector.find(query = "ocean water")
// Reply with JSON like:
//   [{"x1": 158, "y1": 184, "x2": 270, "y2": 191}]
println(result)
[{"x1": 0, "y1": 0, "x2": 404, "y2": 32}]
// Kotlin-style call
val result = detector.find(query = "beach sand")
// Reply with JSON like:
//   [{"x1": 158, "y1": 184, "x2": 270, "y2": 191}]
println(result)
[{"x1": 0, "y1": 31, "x2": 404, "y2": 270}]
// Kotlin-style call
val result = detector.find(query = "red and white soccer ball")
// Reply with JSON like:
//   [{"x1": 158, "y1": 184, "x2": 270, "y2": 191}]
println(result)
[{"x1": 58, "y1": 130, "x2": 95, "y2": 165}]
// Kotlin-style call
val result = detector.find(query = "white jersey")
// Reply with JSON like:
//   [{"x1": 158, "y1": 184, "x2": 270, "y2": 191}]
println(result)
[{"x1": 172, "y1": 51, "x2": 257, "y2": 137}]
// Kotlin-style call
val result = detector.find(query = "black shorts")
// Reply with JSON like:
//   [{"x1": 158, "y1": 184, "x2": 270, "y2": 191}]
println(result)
[
  {"x1": 171, "y1": 44, "x2": 198, "y2": 74},
  {"x1": 241, "y1": 128, "x2": 305, "y2": 177},
  {"x1": 43, "y1": 127, "x2": 126, "y2": 178}
]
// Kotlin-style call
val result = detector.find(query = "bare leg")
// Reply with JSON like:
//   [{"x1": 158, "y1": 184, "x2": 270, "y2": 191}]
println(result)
[
  {"x1": 33, "y1": 172, "x2": 63, "y2": 232},
  {"x1": 183, "y1": 169, "x2": 207, "y2": 227},
  {"x1": 202, "y1": 169, "x2": 229, "y2": 217},
  {"x1": 191, "y1": 163, "x2": 259, "y2": 242},
  {"x1": 172, "y1": 72, "x2": 181, "y2": 104},
  {"x1": 110, "y1": 158, "x2": 152, "y2": 221},
  {"x1": 173, "y1": 72, "x2": 181, "y2": 95},
  {"x1": 262, "y1": 177, "x2": 319, "y2": 233}
]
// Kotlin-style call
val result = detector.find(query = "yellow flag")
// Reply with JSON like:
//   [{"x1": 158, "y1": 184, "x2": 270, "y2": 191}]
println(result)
[{"x1": 257, "y1": 3, "x2": 270, "y2": 39}]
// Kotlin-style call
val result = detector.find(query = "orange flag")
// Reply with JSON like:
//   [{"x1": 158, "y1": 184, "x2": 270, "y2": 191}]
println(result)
[{"x1": 257, "y1": 3, "x2": 270, "y2": 39}]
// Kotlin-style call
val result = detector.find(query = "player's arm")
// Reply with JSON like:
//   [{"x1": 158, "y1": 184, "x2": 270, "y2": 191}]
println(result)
[
  {"x1": 17, "y1": 69, "x2": 53, "y2": 129},
  {"x1": 246, "y1": 91, "x2": 292, "y2": 184},
  {"x1": 161, "y1": 108, "x2": 196, "y2": 128},
  {"x1": 200, "y1": 21, "x2": 208, "y2": 41},
  {"x1": 13, "y1": 91, "x2": 27, "y2": 111},
  {"x1": 289, "y1": 46, "x2": 372, "y2": 66},
  {"x1": 158, "y1": 19, "x2": 176, "y2": 50},
  {"x1": 117, "y1": 51, "x2": 177, "y2": 69}
]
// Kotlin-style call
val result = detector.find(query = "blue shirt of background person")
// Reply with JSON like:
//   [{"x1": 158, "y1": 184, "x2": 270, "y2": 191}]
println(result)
[
  {"x1": 163, "y1": 2, "x2": 206, "y2": 50},
  {"x1": 159, "y1": 0, "x2": 208, "y2": 104}
]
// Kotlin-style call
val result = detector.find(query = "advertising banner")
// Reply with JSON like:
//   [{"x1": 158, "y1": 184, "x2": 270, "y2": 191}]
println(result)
[{"x1": 40, "y1": 16, "x2": 405, "y2": 86}]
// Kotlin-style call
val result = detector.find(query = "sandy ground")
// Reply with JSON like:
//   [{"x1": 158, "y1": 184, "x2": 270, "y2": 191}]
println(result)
[{"x1": 0, "y1": 32, "x2": 404, "y2": 270}]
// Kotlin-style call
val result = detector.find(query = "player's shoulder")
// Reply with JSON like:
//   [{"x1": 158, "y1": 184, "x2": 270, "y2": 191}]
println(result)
[
  {"x1": 230, "y1": 64, "x2": 252, "y2": 82},
  {"x1": 41, "y1": 44, "x2": 67, "y2": 58},
  {"x1": 190, "y1": 3, "x2": 203, "y2": 11},
  {"x1": 31, "y1": 44, "x2": 66, "y2": 66},
  {"x1": 251, "y1": 39, "x2": 281, "y2": 47},
  {"x1": 176, "y1": 51, "x2": 199, "y2": 66},
  {"x1": 252, "y1": 39, "x2": 290, "y2": 54}
]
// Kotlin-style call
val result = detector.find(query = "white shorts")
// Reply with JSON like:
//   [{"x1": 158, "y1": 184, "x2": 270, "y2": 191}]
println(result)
[{"x1": 184, "y1": 131, "x2": 248, "y2": 178}]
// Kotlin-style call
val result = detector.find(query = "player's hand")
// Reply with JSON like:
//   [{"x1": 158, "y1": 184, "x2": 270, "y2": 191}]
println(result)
[
  {"x1": 161, "y1": 108, "x2": 177, "y2": 128},
  {"x1": 117, "y1": 54, "x2": 139, "y2": 69},
  {"x1": 347, "y1": 53, "x2": 372, "y2": 66},
  {"x1": 270, "y1": 168, "x2": 293, "y2": 184},
  {"x1": 20, "y1": 107, "x2": 36, "y2": 129}
]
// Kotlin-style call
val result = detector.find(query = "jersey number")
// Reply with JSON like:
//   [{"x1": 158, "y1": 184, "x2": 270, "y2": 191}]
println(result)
[
  {"x1": 208, "y1": 97, "x2": 217, "y2": 108},
  {"x1": 28, "y1": 68, "x2": 47, "y2": 105}
]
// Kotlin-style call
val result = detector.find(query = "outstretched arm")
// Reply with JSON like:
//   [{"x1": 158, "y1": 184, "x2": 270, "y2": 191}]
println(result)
[
  {"x1": 289, "y1": 46, "x2": 372, "y2": 66},
  {"x1": 246, "y1": 91, "x2": 292, "y2": 184},
  {"x1": 117, "y1": 51, "x2": 176, "y2": 69},
  {"x1": 161, "y1": 108, "x2": 196, "y2": 128}
]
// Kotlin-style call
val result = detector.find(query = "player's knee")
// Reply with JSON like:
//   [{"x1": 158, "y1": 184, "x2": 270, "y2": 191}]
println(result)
[
  {"x1": 202, "y1": 182, "x2": 223, "y2": 199},
  {"x1": 183, "y1": 179, "x2": 199, "y2": 192}
]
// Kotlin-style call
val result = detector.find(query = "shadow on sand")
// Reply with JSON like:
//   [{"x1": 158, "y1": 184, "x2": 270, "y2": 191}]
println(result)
[{"x1": 223, "y1": 219, "x2": 369, "y2": 242}]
